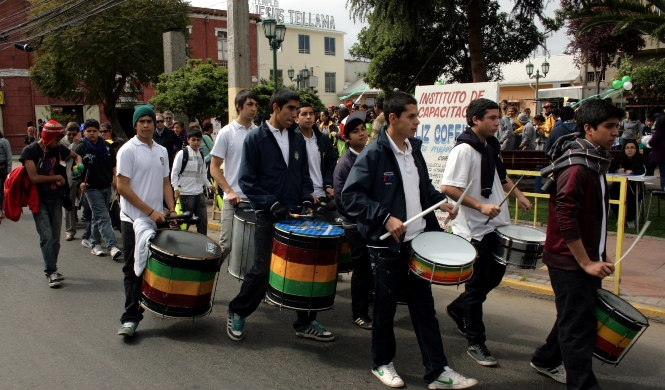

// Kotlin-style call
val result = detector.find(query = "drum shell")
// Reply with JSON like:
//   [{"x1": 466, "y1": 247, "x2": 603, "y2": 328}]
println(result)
[
  {"x1": 493, "y1": 225, "x2": 545, "y2": 269},
  {"x1": 408, "y1": 232, "x2": 477, "y2": 285},
  {"x1": 594, "y1": 289, "x2": 649, "y2": 365},
  {"x1": 228, "y1": 209, "x2": 256, "y2": 280},
  {"x1": 315, "y1": 209, "x2": 352, "y2": 273},
  {"x1": 140, "y1": 230, "x2": 223, "y2": 319},
  {"x1": 267, "y1": 221, "x2": 343, "y2": 311}
]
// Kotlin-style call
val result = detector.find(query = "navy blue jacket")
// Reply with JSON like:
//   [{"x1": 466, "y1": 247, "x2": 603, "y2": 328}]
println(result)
[
  {"x1": 238, "y1": 121, "x2": 313, "y2": 211},
  {"x1": 296, "y1": 126, "x2": 337, "y2": 191},
  {"x1": 546, "y1": 121, "x2": 578, "y2": 155},
  {"x1": 341, "y1": 128, "x2": 446, "y2": 252},
  {"x1": 333, "y1": 148, "x2": 358, "y2": 223}
]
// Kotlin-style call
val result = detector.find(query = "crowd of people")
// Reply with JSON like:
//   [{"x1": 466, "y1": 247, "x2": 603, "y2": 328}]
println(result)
[{"x1": 3, "y1": 89, "x2": 665, "y2": 390}]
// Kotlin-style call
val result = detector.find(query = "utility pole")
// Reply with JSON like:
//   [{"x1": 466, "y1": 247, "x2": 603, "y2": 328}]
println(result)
[{"x1": 227, "y1": 0, "x2": 252, "y2": 123}]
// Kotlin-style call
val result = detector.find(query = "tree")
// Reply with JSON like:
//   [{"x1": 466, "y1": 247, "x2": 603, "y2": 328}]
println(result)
[
  {"x1": 251, "y1": 79, "x2": 325, "y2": 123},
  {"x1": 150, "y1": 59, "x2": 229, "y2": 125},
  {"x1": 576, "y1": 0, "x2": 665, "y2": 43},
  {"x1": 347, "y1": 0, "x2": 558, "y2": 83},
  {"x1": 614, "y1": 57, "x2": 665, "y2": 115},
  {"x1": 28, "y1": 0, "x2": 191, "y2": 138},
  {"x1": 349, "y1": 0, "x2": 543, "y2": 92}
]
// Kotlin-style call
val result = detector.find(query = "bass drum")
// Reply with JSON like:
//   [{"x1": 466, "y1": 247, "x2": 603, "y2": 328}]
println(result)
[
  {"x1": 227, "y1": 208, "x2": 256, "y2": 280},
  {"x1": 316, "y1": 207, "x2": 352, "y2": 273}
]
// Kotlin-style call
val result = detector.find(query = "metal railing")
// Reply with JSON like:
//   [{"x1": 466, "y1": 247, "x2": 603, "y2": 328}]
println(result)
[{"x1": 506, "y1": 169, "x2": 628, "y2": 295}]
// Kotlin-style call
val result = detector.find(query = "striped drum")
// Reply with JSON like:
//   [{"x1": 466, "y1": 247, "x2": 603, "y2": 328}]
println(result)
[
  {"x1": 315, "y1": 208, "x2": 352, "y2": 273},
  {"x1": 595, "y1": 288, "x2": 649, "y2": 365},
  {"x1": 409, "y1": 232, "x2": 477, "y2": 285},
  {"x1": 267, "y1": 220, "x2": 343, "y2": 311},
  {"x1": 140, "y1": 230, "x2": 223, "y2": 319}
]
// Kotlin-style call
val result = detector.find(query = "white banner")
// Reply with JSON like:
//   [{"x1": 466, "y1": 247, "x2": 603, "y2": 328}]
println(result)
[{"x1": 414, "y1": 82, "x2": 500, "y2": 225}]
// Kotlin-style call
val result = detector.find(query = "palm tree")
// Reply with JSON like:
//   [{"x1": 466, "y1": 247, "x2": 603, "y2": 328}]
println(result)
[{"x1": 576, "y1": 0, "x2": 665, "y2": 43}]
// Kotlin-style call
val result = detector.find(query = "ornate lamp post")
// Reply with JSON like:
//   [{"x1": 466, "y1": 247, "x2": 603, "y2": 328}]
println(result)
[
  {"x1": 262, "y1": 19, "x2": 286, "y2": 91},
  {"x1": 288, "y1": 65, "x2": 310, "y2": 89},
  {"x1": 526, "y1": 59, "x2": 550, "y2": 113}
]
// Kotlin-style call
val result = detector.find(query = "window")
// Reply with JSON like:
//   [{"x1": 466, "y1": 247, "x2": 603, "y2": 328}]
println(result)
[
  {"x1": 298, "y1": 34, "x2": 310, "y2": 54},
  {"x1": 270, "y1": 69, "x2": 283, "y2": 80},
  {"x1": 217, "y1": 30, "x2": 228, "y2": 65},
  {"x1": 586, "y1": 71, "x2": 605, "y2": 83},
  {"x1": 324, "y1": 37, "x2": 335, "y2": 56},
  {"x1": 325, "y1": 72, "x2": 336, "y2": 93}
]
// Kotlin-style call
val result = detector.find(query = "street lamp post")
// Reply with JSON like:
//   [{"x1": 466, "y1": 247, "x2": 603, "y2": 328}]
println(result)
[
  {"x1": 526, "y1": 60, "x2": 550, "y2": 113},
  {"x1": 262, "y1": 19, "x2": 286, "y2": 92},
  {"x1": 288, "y1": 65, "x2": 310, "y2": 90}
]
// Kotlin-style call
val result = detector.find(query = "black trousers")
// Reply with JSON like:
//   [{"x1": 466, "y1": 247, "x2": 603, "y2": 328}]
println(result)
[
  {"x1": 449, "y1": 231, "x2": 505, "y2": 345},
  {"x1": 345, "y1": 225, "x2": 374, "y2": 319},
  {"x1": 532, "y1": 267, "x2": 601, "y2": 390},
  {"x1": 120, "y1": 221, "x2": 143, "y2": 324}
]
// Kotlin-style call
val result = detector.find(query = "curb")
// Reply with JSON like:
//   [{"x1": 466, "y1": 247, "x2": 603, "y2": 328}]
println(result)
[
  {"x1": 208, "y1": 221, "x2": 221, "y2": 230},
  {"x1": 500, "y1": 279, "x2": 665, "y2": 323}
]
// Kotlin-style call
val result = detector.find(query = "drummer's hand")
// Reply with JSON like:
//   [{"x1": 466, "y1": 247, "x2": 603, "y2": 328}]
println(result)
[
  {"x1": 517, "y1": 196, "x2": 532, "y2": 212},
  {"x1": 582, "y1": 261, "x2": 615, "y2": 278},
  {"x1": 385, "y1": 216, "x2": 406, "y2": 243},
  {"x1": 173, "y1": 189, "x2": 180, "y2": 200},
  {"x1": 479, "y1": 203, "x2": 501, "y2": 218},
  {"x1": 440, "y1": 202, "x2": 458, "y2": 220},
  {"x1": 270, "y1": 202, "x2": 289, "y2": 220},
  {"x1": 326, "y1": 187, "x2": 335, "y2": 198},
  {"x1": 227, "y1": 191, "x2": 241, "y2": 206},
  {"x1": 311, "y1": 193, "x2": 320, "y2": 205},
  {"x1": 151, "y1": 209, "x2": 166, "y2": 224},
  {"x1": 302, "y1": 200, "x2": 313, "y2": 213}
]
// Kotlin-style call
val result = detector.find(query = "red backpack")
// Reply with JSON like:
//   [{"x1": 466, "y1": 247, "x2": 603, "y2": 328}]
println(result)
[{"x1": 2, "y1": 166, "x2": 40, "y2": 223}]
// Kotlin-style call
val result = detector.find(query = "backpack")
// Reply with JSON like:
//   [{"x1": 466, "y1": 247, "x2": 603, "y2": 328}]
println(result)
[{"x1": 179, "y1": 147, "x2": 206, "y2": 175}]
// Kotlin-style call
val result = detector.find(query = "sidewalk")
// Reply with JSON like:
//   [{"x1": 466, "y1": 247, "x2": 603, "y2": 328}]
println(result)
[{"x1": 204, "y1": 202, "x2": 665, "y2": 322}]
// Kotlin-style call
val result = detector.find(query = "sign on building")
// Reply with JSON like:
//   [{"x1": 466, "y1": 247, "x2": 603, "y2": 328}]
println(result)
[{"x1": 250, "y1": 0, "x2": 336, "y2": 29}]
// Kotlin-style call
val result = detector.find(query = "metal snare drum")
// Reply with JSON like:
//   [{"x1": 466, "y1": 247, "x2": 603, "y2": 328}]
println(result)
[
  {"x1": 493, "y1": 225, "x2": 546, "y2": 269},
  {"x1": 228, "y1": 208, "x2": 256, "y2": 280}
]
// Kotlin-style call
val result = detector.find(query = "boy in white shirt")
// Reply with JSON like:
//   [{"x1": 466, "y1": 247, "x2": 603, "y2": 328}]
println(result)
[{"x1": 171, "y1": 127, "x2": 211, "y2": 235}]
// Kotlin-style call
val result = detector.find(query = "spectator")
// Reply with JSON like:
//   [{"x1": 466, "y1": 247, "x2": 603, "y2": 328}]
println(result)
[
  {"x1": 648, "y1": 115, "x2": 665, "y2": 191},
  {"x1": 62, "y1": 122, "x2": 82, "y2": 241},
  {"x1": 26, "y1": 121, "x2": 37, "y2": 145},
  {"x1": 498, "y1": 106, "x2": 517, "y2": 150},
  {"x1": 609, "y1": 140, "x2": 646, "y2": 228},
  {"x1": 172, "y1": 120, "x2": 188, "y2": 149},
  {"x1": 533, "y1": 114, "x2": 547, "y2": 151},
  {"x1": 546, "y1": 106, "x2": 576, "y2": 155},
  {"x1": 99, "y1": 122, "x2": 123, "y2": 232},
  {"x1": 152, "y1": 113, "x2": 182, "y2": 171},
  {"x1": 551, "y1": 108, "x2": 561, "y2": 128},
  {"x1": 370, "y1": 97, "x2": 387, "y2": 144},
  {"x1": 500, "y1": 99, "x2": 509, "y2": 116},
  {"x1": 200, "y1": 122, "x2": 215, "y2": 167},
  {"x1": 620, "y1": 109, "x2": 643, "y2": 148},
  {"x1": 0, "y1": 129, "x2": 12, "y2": 219},
  {"x1": 518, "y1": 113, "x2": 536, "y2": 150},
  {"x1": 319, "y1": 110, "x2": 337, "y2": 137},
  {"x1": 163, "y1": 110, "x2": 175, "y2": 130},
  {"x1": 100, "y1": 122, "x2": 125, "y2": 148}
]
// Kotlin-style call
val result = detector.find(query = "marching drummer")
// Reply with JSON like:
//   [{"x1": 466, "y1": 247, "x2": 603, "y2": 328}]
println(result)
[
  {"x1": 530, "y1": 99, "x2": 619, "y2": 388},
  {"x1": 342, "y1": 91, "x2": 477, "y2": 389},
  {"x1": 440, "y1": 98, "x2": 531, "y2": 366},
  {"x1": 116, "y1": 105, "x2": 176, "y2": 337},
  {"x1": 227, "y1": 89, "x2": 334, "y2": 342},
  {"x1": 210, "y1": 89, "x2": 259, "y2": 262}
]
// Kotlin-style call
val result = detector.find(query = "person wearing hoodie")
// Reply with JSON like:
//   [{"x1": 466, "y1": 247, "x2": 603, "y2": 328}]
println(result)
[
  {"x1": 518, "y1": 113, "x2": 537, "y2": 150},
  {"x1": 546, "y1": 106, "x2": 577, "y2": 154}
]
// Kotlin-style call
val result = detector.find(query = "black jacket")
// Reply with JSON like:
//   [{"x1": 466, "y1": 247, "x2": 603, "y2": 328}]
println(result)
[
  {"x1": 546, "y1": 121, "x2": 577, "y2": 155},
  {"x1": 238, "y1": 121, "x2": 314, "y2": 211},
  {"x1": 296, "y1": 126, "x2": 337, "y2": 192},
  {"x1": 341, "y1": 128, "x2": 446, "y2": 252},
  {"x1": 333, "y1": 148, "x2": 358, "y2": 223},
  {"x1": 153, "y1": 127, "x2": 182, "y2": 168},
  {"x1": 74, "y1": 141, "x2": 116, "y2": 190}
]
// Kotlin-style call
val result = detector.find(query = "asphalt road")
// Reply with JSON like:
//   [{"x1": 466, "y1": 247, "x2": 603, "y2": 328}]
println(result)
[{"x1": 1, "y1": 214, "x2": 664, "y2": 390}]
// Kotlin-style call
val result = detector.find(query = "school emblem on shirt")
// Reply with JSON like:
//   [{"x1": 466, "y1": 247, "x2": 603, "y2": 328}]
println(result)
[
  {"x1": 160, "y1": 157, "x2": 164, "y2": 166},
  {"x1": 383, "y1": 172, "x2": 396, "y2": 185},
  {"x1": 294, "y1": 151, "x2": 300, "y2": 161}
]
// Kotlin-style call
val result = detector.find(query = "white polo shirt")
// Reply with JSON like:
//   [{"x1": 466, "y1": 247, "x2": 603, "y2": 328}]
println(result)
[
  {"x1": 387, "y1": 136, "x2": 425, "y2": 242},
  {"x1": 440, "y1": 143, "x2": 509, "y2": 241},
  {"x1": 267, "y1": 122, "x2": 290, "y2": 166},
  {"x1": 117, "y1": 137, "x2": 170, "y2": 223},
  {"x1": 210, "y1": 120, "x2": 258, "y2": 199},
  {"x1": 303, "y1": 132, "x2": 325, "y2": 197}
]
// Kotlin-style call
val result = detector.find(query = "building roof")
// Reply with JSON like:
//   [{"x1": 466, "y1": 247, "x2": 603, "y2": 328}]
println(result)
[
  {"x1": 499, "y1": 54, "x2": 582, "y2": 86},
  {"x1": 191, "y1": 7, "x2": 262, "y2": 21},
  {"x1": 338, "y1": 78, "x2": 382, "y2": 99}
]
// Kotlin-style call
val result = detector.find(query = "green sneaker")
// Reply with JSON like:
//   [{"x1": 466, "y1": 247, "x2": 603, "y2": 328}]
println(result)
[
  {"x1": 117, "y1": 322, "x2": 138, "y2": 337},
  {"x1": 295, "y1": 319, "x2": 334, "y2": 342},
  {"x1": 227, "y1": 312, "x2": 245, "y2": 341}
]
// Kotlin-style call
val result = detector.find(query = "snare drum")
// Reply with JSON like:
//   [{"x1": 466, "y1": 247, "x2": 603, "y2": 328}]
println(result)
[
  {"x1": 267, "y1": 220, "x2": 343, "y2": 311},
  {"x1": 409, "y1": 232, "x2": 477, "y2": 285},
  {"x1": 493, "y1": 225, "x2": 546, "y2": 269},
  {"x1": 316, "y1": 208, "x2": 352, "y2": 273},
  {"x1": 228, "y1": 208, "x2": 256, "y2": 280},
  {"x1": 140, "y1": 230, "x2": 223, "y2": 319},
  {"x1": 595, "y1": 288, "x2": 649, "y2": 365}
]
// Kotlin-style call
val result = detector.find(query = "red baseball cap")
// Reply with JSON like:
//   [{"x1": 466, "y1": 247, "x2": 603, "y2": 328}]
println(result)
[
  {"x1": 543, "y1": 102, "x2": 553, "y2": 108},
  {"x1": 345, "y1": 101, "x2": 353, "y2": 108}
]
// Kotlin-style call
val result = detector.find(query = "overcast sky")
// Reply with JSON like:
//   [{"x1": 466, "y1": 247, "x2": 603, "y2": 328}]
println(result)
[{"x1": 189, "y1": 0, "x2": 569, "y2": 59}]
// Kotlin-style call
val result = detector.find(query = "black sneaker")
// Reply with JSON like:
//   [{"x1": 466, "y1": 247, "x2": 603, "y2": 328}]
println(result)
[
  {"x1": 353, "y1": 315, "x2": 372, "y2": 330},
  {"x1": 46, "y1": 273, "x2": 61, "y2": 288},
  {"x1": 468, "y1": 343, "x2": 497, "y2": 366},
  {"x1": 446, "y1": 304, "x2": 466, "y2": 335}
]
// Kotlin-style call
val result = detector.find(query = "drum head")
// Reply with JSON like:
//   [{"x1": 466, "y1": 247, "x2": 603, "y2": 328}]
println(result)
[
  {"x1": 275, "y1": 219, "x2": 343, "y2": 237},
  {"x1": 411, "y1": 232, "x2": 476, "y2": 266},
  {"x1": 234, "y1": 208, "x2": 256, "y2": 223},
  {"x1": 496, "y1": 225, "x2": 546, "y2": 243},
  {"x1": 597, "y1": 289, "x2": 648, "y2": 325},
  {"x1": 315, "y1": 209, "x2": 343, "y2": 226},
  {"x1": 150, "y1": 229, "x2": 222, "y2": 259}
]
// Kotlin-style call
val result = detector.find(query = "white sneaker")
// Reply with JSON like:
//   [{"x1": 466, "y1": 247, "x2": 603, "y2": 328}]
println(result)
[
  {"x1": 530, "y1": 362, "x2": 566, "y2": 384},
  {"x1": 372, "y1": 362, "x2": 404, "y2": 388},
  {"x1": 110, "y1": 247, "x2": 122, "y2": 260},
  {"x1": 91, "y1": 245, "x2": 104, "y2": 256},
  {"x1": 429, "y1": 367, "x2": 477, "y2": 389},
  {"x1": 81, "y1": 239, "x2": 92, "y2": 248}
]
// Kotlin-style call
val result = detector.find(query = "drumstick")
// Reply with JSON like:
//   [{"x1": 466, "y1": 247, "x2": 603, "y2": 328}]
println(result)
[
  {"x1": 289, "y1": 213, "x2": 313, "y2": 219},
  {"x1": 443, "y1": 178, "x2": 475, "y2": 226},
  {"x1": 484, "y1": 175, "x2": 524, "y2": 225},
  {"x1": 613, "y1": 221, "x2": 650, "y2": 267},
  {"x1": 379, "y1": 198, "x2": 451, "y2": 241}
]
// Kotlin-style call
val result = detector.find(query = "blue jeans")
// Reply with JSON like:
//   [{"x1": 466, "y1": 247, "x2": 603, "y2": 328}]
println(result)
[
  {"x1": 369, "y1": 245, "x2": 448, "y2": 384},
  {"x1": 532, "y1": 267, "x2": 601, "y2": 390},
  {"x1": 85, "y1": 187, "x2": 118, "y2": 249},
  {"x1": 32, "y1": 198, "x2": 62, "y2": 275}
]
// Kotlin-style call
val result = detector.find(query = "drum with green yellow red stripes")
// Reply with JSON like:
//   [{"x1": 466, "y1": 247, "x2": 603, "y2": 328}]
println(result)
[
  {"x1": 140, "y1": 229, "x2": 223, "y2": 319},
  {"x1": 267, "y1": 220, "x2": 343, "y2": 311}
]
